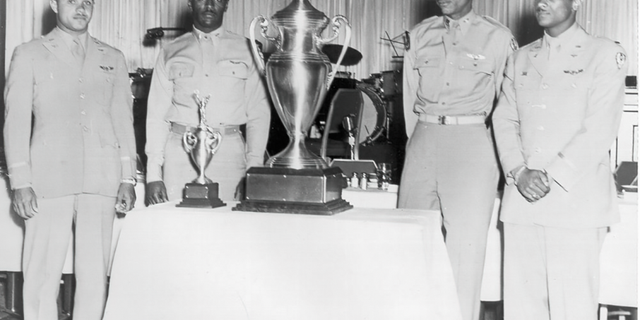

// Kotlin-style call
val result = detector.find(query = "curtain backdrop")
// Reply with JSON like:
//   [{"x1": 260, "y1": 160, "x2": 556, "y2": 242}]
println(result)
[{"x1": 5, "y1": 0, "x2": 638, "y2": 79}]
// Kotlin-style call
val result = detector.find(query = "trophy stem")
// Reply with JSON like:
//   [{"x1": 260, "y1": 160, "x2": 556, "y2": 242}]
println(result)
[{"x1": 267, "y1": 131, "x2": 327, "y2": 169}]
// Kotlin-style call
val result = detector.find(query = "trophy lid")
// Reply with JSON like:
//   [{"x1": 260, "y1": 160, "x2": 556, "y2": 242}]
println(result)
[{"x1": 272, "y1": 0, "x2": 327, "y2": 21}]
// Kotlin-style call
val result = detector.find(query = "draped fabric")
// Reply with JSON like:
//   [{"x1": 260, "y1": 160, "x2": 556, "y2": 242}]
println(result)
[{"x1": 5, "y1": 0, "x2": 638, "y2": 79}]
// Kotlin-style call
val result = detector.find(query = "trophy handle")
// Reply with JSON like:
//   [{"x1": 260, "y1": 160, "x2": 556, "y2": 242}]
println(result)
[
  {"x1": 317, "y1": 15, "x2": 351, "y2": 88},
  {"x1": 249, "y1": 15, "x2": 279, "y2": 75},
  {"x1": 182, "y1": 131, "x2": 197, "y2": 153},
  {"x1": 206, "y1": 129, "x2": 223, "y2": 156}
]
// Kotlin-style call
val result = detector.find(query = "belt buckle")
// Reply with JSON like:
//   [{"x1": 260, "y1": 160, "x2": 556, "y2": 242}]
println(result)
[{"x1": 438, "y1": 115, "x2": 450, "y2": 125}]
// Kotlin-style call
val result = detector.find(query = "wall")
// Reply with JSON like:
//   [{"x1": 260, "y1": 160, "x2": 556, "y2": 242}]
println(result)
[{"x1": 4, "y1": 0, "x2": 638, "y2": 79}]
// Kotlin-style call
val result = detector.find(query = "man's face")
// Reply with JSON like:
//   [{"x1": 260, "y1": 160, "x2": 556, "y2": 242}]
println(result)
[
  {"x1": 50, "y1": 0, "x2": 94, "y2": 35},
  {"x1": 436, "y1": 0, "x2": 473, "y2": 20},
  {"x1": 535, "y1": 0, "x2": 577, "y2": 34},
  {"x1": 189, "y1": 0, "x2": 229, "y2": 33}
]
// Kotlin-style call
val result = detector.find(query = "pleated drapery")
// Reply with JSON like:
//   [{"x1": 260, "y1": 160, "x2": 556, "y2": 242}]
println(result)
[{"x1": 5, "y1": 0, "x2": 638, "y2": 79}]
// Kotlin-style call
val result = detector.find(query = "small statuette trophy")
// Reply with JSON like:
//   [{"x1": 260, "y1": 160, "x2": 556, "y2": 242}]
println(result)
[{"x1": 177, "y1": 92, "x2": 226, "y2": 208}]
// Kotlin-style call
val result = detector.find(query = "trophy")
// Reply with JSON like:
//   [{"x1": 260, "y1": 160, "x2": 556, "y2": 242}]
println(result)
[
  {"x1": 177, "y1": 92, "x2": 226, "y2": 208},
  {"x1": 235, "y1": 0, "x2": 353, "y2": 215}
]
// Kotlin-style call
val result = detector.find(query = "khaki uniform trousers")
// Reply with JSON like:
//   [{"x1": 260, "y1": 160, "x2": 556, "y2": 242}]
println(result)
[
  {"x1": 398, "y1": 122, "x2": 499, "y2": 320},
  {"x1": 22, "y1": 194, "x2": 116, "y2": 320},
  {"x1": 504, "y1": 223, "x2": 607, "y2": 320},
  {"x1": 163, "y1": 131, "x2": 247, "y2": 202}
]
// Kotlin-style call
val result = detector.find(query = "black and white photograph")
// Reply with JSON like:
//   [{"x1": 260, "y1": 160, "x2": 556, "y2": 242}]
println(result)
[{"x1": 0, "y1": 1, "x2": 637, "y2": 319}]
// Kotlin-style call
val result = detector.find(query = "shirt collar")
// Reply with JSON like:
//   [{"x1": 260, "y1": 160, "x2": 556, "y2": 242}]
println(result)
[
  {"x1": 444, "y1": 10, "x2": 476, "y2": 36},
  {"x1": 543, "y1": 22, "x2": 579, "y2": 52},
  {"x1": 193, "y1": 26, "x2": 224, "y2": 42},
  {"x1": 55, "y1": 27, "x2": 89, "y2": 51}
]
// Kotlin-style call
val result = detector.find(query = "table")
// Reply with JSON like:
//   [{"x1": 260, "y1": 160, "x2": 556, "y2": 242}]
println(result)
[
  {"x1": 0, "y1": 181, "x2": 397, "y2": 274},
  {"x1": 103, "y1": 202, "x2": 463, "y2": 320}
]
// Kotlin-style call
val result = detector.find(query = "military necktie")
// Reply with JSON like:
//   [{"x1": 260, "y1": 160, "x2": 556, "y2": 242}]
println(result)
[
  {"x1": 546, "y1": 36, "x2": 560, "y2": 61},
  {"x1": 449, "y1": 20, "x2": 461, "y2": 45},
  {"x1": 72, "y1": 38, "x2": 85, "y2": 62}
]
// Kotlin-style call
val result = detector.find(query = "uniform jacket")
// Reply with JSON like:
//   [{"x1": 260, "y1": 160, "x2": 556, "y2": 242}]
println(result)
[
  {"x1": 145, "y1": 28, "x2": 270, "y2": 183},
  {"x1": 403, "y1": 11, "x2": 516, "y2": 137},
  {"x1": 492, "y1": 25, "x2": 627, "y2": 228},
  {"x1": 4, "y1": 28, "x2": 137, "y2": 198}
]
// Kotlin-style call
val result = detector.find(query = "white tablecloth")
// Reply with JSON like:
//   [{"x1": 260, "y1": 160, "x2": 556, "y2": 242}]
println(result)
[{"x1": 103, "y1": 202, "x2": 462, "y2": 320}]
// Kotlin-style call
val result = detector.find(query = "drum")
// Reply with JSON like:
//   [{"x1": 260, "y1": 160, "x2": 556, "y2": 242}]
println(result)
[
  {"x1": 355, "y1": 83, "x2": 387, "y2": 145},
  {"x1": 311, "y1": 81, "x2": 386, "y2": 147},
  {"x1": 362, "y1": 73, "x2": 383, "y2": 95},
  {"x1": 380, "y1": 70, "x2": 402, "y2": 97}
]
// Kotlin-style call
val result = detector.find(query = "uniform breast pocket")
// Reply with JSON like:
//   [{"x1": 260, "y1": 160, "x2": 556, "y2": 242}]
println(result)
[
  {"x1": 415, "y1": 57, "x2": 442, "y2": 95},
  {"x1": 562, "y1": 71, "x2": 592, "y2": 92},
  {"x1": 97, "y1": 71, "x2": 116, "y2": 105},
  {"x1": 168, "y1": 62, "x2": 198, "y2": 102},
  {"x1": 33, "y1": 68, "x2": 61, "y2": 103},
  {"x1": 216, "y1": 60, "x2": 249, "y2": 101},
  {"x1": 459, "y1": 57, "x2": 494, "y2": 77},
  {"x1": 169, "y1": 62, "x2": 196, "y2": 80}
]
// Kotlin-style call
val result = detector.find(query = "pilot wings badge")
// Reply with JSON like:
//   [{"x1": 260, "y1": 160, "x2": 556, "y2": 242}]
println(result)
[{"x1": 466, "y1": 53, "x2": 486, "y2": 60}]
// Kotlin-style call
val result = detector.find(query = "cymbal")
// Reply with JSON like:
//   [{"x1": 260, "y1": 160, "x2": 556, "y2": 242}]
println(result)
[{"x1": 322, "y1": 44, "x2": 363, "y2": 66}]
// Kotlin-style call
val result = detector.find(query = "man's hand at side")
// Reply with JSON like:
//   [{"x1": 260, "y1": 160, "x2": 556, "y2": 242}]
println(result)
[
  {"x1": 12, "y1": 187, "x2": 38, "y2": 219},
  {"x1": 115, "y1": 183, "x2": 137, "y2": 214},
  {"x1": 146, "y1": 181, "x2": 168, "y2": 205}
]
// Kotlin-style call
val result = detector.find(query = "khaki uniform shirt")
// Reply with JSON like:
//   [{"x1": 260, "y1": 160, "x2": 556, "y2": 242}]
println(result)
[
  {"x1": 403, "y1": 11, "x2": 516, "y2": 136},
  {"x1": 146, "y1": 27, "x2": 270, "y2": 182}
]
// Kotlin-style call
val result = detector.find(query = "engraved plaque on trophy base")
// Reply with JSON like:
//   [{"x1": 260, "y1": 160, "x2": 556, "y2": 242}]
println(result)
[
  {"x1": 177, "y1": 182, "x2": 226, "y2": 208},
  {"x1": 234, "y1": 167, "x2": 352, "y2": 215}
]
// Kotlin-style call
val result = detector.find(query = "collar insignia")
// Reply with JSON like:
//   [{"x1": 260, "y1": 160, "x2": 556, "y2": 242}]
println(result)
[{"x1": 616, "y1": 52, "x2": 626, "y2": 70}]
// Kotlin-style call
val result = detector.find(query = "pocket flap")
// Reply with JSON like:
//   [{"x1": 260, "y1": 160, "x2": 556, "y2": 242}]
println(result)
[
  {"x1": 415, "y1": 56, "x2": 442, "y2": 69},
  {"x1": 218, "y1": 60, "x2": 248, "y2": 79},
  {"x1": 169, "y1": 63, "x2": 195, "y2": 79}
]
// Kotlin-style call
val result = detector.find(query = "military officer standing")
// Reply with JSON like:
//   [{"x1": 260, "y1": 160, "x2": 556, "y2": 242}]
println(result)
[
  {"x1": 145, "y1": 0, "x2": 270, "y2": 204},
  {"x1": 399, "y1": 0, "x2": 516, "y2": 319},
  {"x1": 3, "y1": 0, "x2": 137, "y2": 319},
  {"x1": 492, "y1": 0, "x2": 627, "y2": 319}
]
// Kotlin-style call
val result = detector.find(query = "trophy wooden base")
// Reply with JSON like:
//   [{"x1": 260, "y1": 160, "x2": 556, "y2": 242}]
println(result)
[
  {"x1": 177, "y1": 182, "x2": 226, "y2": 208},
  {"x1": 233, "y1": 167, "x2": 352, "y2": 215}
]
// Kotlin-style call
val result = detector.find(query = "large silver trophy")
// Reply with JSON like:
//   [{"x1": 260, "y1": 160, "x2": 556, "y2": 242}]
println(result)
[
  {"x1": 235, "y1": 0, "x2": 353, "y2": 215},
  {"x1": 177, "y1": 92, "x2": 226, "y2": 208}
]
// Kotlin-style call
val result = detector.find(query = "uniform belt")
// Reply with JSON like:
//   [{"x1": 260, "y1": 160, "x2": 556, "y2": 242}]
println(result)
[
  {"x1": 419, "y1": 114, "x2": 486, "y2": 125},
  {"x1": 170, "y1": 122, "x2": 240, "y2": 135}
]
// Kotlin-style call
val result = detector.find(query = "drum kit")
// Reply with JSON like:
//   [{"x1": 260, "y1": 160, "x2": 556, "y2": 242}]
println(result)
[{"x1": 318, "y1": 44, "x2": 401, "y2": 146}]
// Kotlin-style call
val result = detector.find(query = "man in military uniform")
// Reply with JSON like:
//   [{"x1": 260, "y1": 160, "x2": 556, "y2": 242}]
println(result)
[
  {"x1": 399, "y1": 0, "x2": 516, "y2": 319},
  {"x1": 145, "y1": 0, "x2": 270, "y2": 205},
  {"x1": 492, "y1": 0, "x2": 627, "y2": 318},
  {"x1": 3, "y1": 0, "x2": 137, "y2": 319}
]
